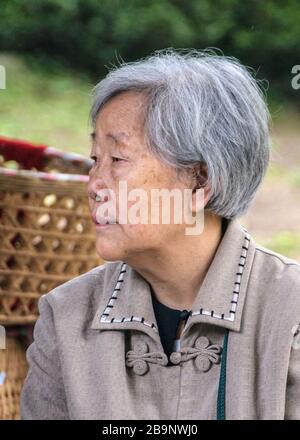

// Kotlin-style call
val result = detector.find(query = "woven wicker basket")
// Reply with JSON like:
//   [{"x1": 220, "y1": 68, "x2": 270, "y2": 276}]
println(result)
[
  {"x1": 0, "y1": 136, "x2": 102, "y2": 420},
  {"x1": 0, "y1": 135, "x2": 102, "y2": 325},
  {"x1": 0, "y1": 333, "x2": 29, "y2": 420}
]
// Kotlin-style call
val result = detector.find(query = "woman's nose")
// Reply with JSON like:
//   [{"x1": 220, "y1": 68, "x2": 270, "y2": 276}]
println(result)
[
  {"x1": 87, "y1": 165, "x2": 112, "y2": 201},
  {"x1": 87, "y1": 175, "x2": 105, "y2": 201}
]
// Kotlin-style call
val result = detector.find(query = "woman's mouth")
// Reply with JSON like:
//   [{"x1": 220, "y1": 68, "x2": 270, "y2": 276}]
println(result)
[{"x1": 91, "y1": 214, "x2": 118, "y2": 228}]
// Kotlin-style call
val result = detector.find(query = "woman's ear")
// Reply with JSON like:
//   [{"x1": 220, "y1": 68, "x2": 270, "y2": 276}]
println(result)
[{"x1": 190, "y1": 163, "x2": 210, "y2": 213}]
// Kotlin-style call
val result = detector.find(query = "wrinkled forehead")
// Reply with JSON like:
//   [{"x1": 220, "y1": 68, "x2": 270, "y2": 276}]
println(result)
[
  {"x1": 94, "y1": 90, "x2": 148, "y2": 128},
  {"x1": 91, "y1": 94, "x2": 148, "y2": 152}
]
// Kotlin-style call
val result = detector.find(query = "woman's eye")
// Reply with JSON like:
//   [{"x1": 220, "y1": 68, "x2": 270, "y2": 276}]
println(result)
[{"x1": 89, "y1": 155, "x2": 125, "y2": 165}]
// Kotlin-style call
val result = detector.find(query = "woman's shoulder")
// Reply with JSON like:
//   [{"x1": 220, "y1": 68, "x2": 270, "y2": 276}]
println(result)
[
  {"x1": 250, "y1": 240, "x2": 300, "y2": 316},
  {"x1": 254, "y1": 241, "x2": 300, "y2": 266},
  {"x1": 253, "y1": 242, "x2": 300, "y2": 279}
]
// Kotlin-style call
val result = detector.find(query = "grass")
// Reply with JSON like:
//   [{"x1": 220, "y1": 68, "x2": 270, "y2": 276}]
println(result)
[
  {"x1": 288, "y1": 170, "x2": 300, "y2": 188},
  {"x1": 0, "y1": 53, "x2": 93, "y2": 155},
  {"x1": 261, "y1": 232, "x2": 300, "y2": 260},
  {"x1": 264, "y1": 163, "x2": 300, "y2": 188}
]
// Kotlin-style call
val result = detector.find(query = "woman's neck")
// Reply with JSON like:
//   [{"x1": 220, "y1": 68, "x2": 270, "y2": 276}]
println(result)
[{"x1": 126, "y1": 213, "x2": 224, "y2": 311}]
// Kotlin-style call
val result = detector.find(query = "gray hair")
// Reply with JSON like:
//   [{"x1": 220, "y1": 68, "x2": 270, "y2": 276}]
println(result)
[{"x1": 90, "y1": 48, "x2": 270, "y2": 219}]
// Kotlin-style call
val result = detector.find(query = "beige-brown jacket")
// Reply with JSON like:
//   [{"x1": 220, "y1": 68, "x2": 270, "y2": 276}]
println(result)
[{"x1": 20, "y1": 218, "x2": 300, "y2": 419}]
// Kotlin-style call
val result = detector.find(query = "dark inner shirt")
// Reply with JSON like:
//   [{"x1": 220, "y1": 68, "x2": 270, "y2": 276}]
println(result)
[
  {"x1": 151, "y1": 292, "x2": 189, "y2": 365},
  {"x1": 150, "y1": 217, "x2": 228, "y2": 366}
]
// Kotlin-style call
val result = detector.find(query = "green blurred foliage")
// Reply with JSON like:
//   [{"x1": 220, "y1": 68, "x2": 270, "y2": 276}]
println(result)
[
  {"x1": 0, "y1": 0, "x2": 300, "y2": 104},
  {"x1": 0, "y1": 54, "x2": 91, "y2": 152},
  {"x1": 263, "y1": 231, "x2": 300, "y2": 260}
]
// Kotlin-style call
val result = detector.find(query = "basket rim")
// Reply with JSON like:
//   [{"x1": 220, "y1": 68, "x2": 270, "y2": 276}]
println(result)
[
  {"x1": 0, "y1": 135, "x2": 92, "y2": 165},
  {"x1": 0, "y1": 166, "x2": 89, "y2": 182}
]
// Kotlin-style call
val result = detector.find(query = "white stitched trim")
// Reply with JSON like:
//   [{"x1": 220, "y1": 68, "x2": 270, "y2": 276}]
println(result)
[
  {"x1": 100, "y1": 263, "x2": 158, "y2": 332},
  {"x1": 230, "y1": 302, "x2": 237, "y2": 312},
  {"x1": 99, "y1": 229, "x2": 251, "y2": 328},
  {"x1": 232, "y1": 293, "x2": 239, "y2": 302},
  {"x1": 190, "y1": 229, "x2": 251, "y2": 323}
]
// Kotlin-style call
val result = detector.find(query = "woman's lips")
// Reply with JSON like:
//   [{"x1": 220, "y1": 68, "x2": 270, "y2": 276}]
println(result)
[{"x1": 91, "y1": 214, "x2": 118, "y2": 227}]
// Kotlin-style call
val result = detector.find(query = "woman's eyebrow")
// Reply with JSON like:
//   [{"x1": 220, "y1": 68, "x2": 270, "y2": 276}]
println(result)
[
  {"x1": 106, "y1": 131, "x2": 129, "y2": 147},
  {"x1": 90, "y1": 131, "x2": 129, "y2": 148}
]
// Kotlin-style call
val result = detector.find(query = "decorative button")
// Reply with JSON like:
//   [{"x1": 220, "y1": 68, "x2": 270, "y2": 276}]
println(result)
[
  {"x1": 193, "y1": 335, "x2": 222, "y2": 372},
  {"x1": 195, "y1": 355, "x2": 211, "y2": 372},
  {"x1": 125, "y1": 340, "x2": 168, "y2": 375},
  {"x1": 169, "y1": 351, "x2": 182, "y2": 365},
  {"x1": 195, "y1": 336, "x2": 210, "y2": 350},
  {"x1": 133, "y1": 341, "x2": 148, "y2": 355},
  {"x1": 132, "y1": 359, "x2": 149, "y2": 376}
]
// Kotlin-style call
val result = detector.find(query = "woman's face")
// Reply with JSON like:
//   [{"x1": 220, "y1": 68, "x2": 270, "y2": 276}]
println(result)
[{"x1": 88, "y1": 90, "x2": 196, "y2": 262}]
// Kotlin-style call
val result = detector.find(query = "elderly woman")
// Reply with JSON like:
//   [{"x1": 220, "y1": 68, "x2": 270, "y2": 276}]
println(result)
[{"x1": 20, "y1": 49, "x2": 300, "y2": 420}]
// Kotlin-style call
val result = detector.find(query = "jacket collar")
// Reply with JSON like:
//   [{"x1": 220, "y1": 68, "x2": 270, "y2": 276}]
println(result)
[{"x1": 91, "y1": 218, "x2": 255, "y2": 342}]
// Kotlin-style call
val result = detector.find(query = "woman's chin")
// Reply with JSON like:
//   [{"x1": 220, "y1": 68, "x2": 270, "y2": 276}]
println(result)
[{"x1": 95, "y1": 240, "x2": 125, "y2": 262}]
